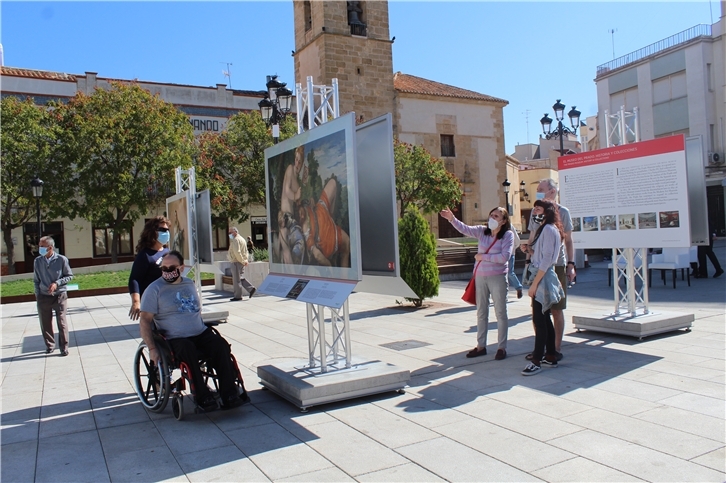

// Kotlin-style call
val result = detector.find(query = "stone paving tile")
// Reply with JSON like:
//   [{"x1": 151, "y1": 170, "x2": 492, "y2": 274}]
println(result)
[
  {"x1": 531, "y1": 456, "x2": 645, "y2": 482},
  {"x1": 178, "y1": 444, "x2": 270, "y2": 482},
  {"x1": 541, "y1": 382, "x2": 661, "y2": 416},
  {"x1": 275, "y1": 466, "x2": 355, "y2": 482},
  {"x1": 356, "y1": 462, "x2": 445, "y2": 482},
  {"x1": 1, "y1": 439, "x2": 38, "y2": 483},
  {"x1": 549, "y1": 429, "x2": 725, "y2": 482},
  {"x1": 456, "y1": 397, "x2": 583, "y2": 442},
  {"x1": 434, "y1": 417, "x2": 575, "y2": 473},
  {"x1": 636, "y1": 371, "x2": 725, "y2": 399},
  {"x1": 396, "y1": 436, "x2": 538, "y2": 482},
  {"x1": 292, "y1": 419, "x2": 408, "y2": 476},
  {"x1": 227, "y1": 423, "x2": 332, "y2": 481},
  {"x1": 589, "y1": 376, "x2": 683, "y2": 402},
  {"x1": 485, "y1": 385, "x2": 592, "y2": 418},
  {"x1": 633, "y1": 405, "x2": 725, "y2": 443},
  {"x1": 35, "y1": 429, "x2": 110, "y2": 483},
  {"x1": 658, "y1": 391, "x2": 725, "y2": 419},
  {"x1": 105, "y1": 445, "x2": 187, "y2": 483},
  {"x1": 326, "y1": 402, "x2": 439, "y2": 449},
  {"x1": 691, "y1": 446, "x2": 726, "y2": 473},
  {"x1": 563, "y1": 407, "x2": 723, "y2": 460},
  {"x1": 155, "y1": 414, "x2": 234, "y2": 456},
  {"x1": 371, "y1": 391, "x2": 472, "y2": 429},
  {"x1": 98, "y1": 421, "x2": 165, "y2": 454}
]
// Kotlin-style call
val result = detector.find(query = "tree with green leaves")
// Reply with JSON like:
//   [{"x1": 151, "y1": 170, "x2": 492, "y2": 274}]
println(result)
[
  {"x1": 54, "y1": 82, "x2": 196, "y2": 262},
  {"x1": 394, "y1": 140, "x2": 462, "y2": 217},
  {"x1": 0, "y1": 97, "x2": 61, "y2": 274},
  {"x1": 196, "y1": 111, "x2": 296, "y2": 225},
  {"x1": 398, "y1": 207, "x2": 440, "y2": 307}
]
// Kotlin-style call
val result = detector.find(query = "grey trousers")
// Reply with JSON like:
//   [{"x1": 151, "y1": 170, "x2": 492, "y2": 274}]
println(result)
[
  {"x1": 37, "y1": 291, "x2": 69, "y2": 351},
  {"x1": 475, "y1": 273, "x2": 509, "y2": 350},
  {"x1": 231, "y1": 262, "x2": 255, "y2": 299}
]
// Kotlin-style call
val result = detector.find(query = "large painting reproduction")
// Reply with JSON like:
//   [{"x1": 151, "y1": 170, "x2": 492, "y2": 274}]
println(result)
[
  {"x1": 264, "y1": 112, "x2": 361, "y2": 281},
  {"x1": 166, "y1": 190, "x2": 193, "y2": 265}
]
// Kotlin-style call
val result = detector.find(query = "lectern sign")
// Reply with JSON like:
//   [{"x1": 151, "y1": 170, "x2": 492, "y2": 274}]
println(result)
[{"x1": 559, "y1": 135, "x2": 689, "y2": 249}]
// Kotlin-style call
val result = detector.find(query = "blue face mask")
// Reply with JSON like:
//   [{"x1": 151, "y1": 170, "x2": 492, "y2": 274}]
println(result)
[
  {"x1": 536, "y1": 192, "x2": 546, "y2": 201},
  {"x1": 39, "y1": 246, "x2": 48, "y2": 256},
  {"x1": 157, "y1": 231, "x2": 170, "y2": 245},
  {"x1": 229, "y1": 234, "x2": 235, "y2": 240}
]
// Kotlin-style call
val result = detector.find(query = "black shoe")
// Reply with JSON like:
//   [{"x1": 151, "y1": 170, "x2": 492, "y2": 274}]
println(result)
[
  {"x1": 221, "y1": 392, "x2": 250, "y2": 410},
  {"x1": 197, "y1": 396, "x2": 218, "y2": 412},
  {"x1": 715, "y1": 270, "x2": 724, "y2": 278},
  {"x1": 45, "y1": 348, "x2": 54, "y2": 354},
  {"x1": 466, "y1": 347, "x2": 487, "y2": 358},
  {"x1": 60, "y1": 350, "x2": 69, "y2": 357},
  {"x1": 248, "y1": 288, "x2": 256, "y2": 299},
  {"x1": 229, "y1": 297, "x2": 243, "y2": 301},
  {"x1": 555, "y1": 351, "x2": 563, "y2": 361}
]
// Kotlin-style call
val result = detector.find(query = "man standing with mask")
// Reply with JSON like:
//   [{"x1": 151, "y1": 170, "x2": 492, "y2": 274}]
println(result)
[
  {"x1": 521, "y1": 178, "x2": 574, "y2": 360},
  {"x1": 34, "y1": 236, "x2": 74, "y2": 356},
  {"x1": 227, "y1": 227, "x2": 256, "y2": 301}
]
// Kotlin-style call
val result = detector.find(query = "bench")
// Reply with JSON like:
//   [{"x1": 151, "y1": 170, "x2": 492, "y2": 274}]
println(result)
[{"x1": 436, "y1": 247, "x2": 477, "y2": 275}]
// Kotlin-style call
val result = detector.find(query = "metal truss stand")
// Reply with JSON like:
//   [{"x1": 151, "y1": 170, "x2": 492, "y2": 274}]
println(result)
[
  {"x1": 257, "y1": 294, "x2": 409, "y2": 411},
  {"x1": 612, "y1": 248, "x2": 649, "y2": 317},
  {"x1": 175, "y1": 167, "x2": 201, "y2": 297},
  {"x1": 306, "y1": 300, "x2": 351, "y2": 373},
  {"x1": 295, "y1": 76, "x2": 340, "y2": 134},
  {"x1": 174, "y1": 167, "x2": 228, "y2": 323},
  {"x1": 604, "y1": 105, "x2": 639, "y2": 147}
]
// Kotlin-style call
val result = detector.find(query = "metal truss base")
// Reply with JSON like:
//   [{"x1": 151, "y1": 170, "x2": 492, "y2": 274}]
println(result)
[
  {"x1": 572, "y1": 310, "x2": 693, "y2": 340},
  {"x1": 257, "y1": 358, "x2": 410, "y2": 411}
]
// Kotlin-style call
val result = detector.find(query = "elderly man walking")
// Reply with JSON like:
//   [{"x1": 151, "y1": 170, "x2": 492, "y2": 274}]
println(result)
[
  {"x1": 34, "y1": 236, "x2": 74, "y2": 356},
  {"x1": 228, "y1": 227, "x2": 256, "y2": 301}
]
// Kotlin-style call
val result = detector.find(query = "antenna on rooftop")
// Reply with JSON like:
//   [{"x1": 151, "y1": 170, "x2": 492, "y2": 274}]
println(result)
[
  {"x1": 608, "y1": 28, "x2": 617, "y2": 59},
  {"x1": 523, "y1": 109, "x2": 531, "y2": 144},
  {"x1": 221, "y1": 62, "x2": 233, "y2": 89}
]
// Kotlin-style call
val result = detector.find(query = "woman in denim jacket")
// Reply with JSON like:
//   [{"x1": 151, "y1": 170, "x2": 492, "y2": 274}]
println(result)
[
  {"x1": 521, "y1": 200, "x2": 565, "y2": 376},
  {"x1": 441, "y1": 207, "x2": 514, "y2": 361}
]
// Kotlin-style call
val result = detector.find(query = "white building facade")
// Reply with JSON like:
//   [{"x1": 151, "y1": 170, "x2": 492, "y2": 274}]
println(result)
[{"x1": 594, "y1": 11, "x2": 726, "y2": 235}]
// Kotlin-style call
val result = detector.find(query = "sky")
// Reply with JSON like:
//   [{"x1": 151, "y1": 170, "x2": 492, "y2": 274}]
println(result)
[{"x1": 1, "y1": 1, "x2": 716, "y2": 154}]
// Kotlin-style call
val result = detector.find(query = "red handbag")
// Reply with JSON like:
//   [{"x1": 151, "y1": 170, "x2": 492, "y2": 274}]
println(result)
[
  {"x1": 461, "y1": 239, "x2": 498, "y2": 305},
  {"x1": 462, "y1": 263, "x2": 480, "y2": 305}
]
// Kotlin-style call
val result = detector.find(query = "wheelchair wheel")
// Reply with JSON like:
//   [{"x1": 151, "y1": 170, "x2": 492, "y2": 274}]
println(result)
[
  {"x1": 172, "y1": 395, "x2": 184, "y2": 421},
  {"x1": 134, "y1": 341, "x2": 170, "y2": 412}
]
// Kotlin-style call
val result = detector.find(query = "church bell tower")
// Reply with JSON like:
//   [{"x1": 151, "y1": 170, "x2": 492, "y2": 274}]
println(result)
[{"x1": 292, "y1": 1, "x2": 396, "y2": 124}]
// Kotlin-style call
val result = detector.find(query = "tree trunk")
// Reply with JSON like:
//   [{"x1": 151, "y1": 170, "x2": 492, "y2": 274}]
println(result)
[
  {"x1": 110, "y1": 230, "x2": 119, "y2": 264},
  {"x1": 3, "y1": 227, "x2": 17, "y2": 275}
]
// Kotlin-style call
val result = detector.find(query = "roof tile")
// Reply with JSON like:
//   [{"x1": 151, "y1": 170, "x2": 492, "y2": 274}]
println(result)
[
  {"x1": 1, "y1": 66, "x2": 77, "y2": 82},
  {"x1": 394, "y1": 72, "x2": 507, "y2": 104}
]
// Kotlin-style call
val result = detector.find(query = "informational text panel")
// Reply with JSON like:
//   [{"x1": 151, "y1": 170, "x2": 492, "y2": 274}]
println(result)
[{"x1": 559, "y1": 135, "x2": 690, "y2": 249}]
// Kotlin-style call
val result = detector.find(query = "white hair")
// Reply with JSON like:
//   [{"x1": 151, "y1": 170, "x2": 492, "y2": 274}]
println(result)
[{"x1": 540, "y1": 178, "x2": 558, "y2": 192}]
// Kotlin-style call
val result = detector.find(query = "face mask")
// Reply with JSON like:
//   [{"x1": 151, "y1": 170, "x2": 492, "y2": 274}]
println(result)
[
  {"x1": 161, "y1": 268, "x2": 180, "y2": 283},
  {"x1": 488, "y1": 217, "x2": 499, "y2": 231},
  {"x1": 39, "y1": 247, "x2": 48, "y2": 256},
  {"x1": 533, "y1": 213, "x2": 545, "y2": 224},
  {"x1": 536, "y1": 192, "x2": 546, "y2": 201},
  {"x1": 157, "y1": 231, "x2": 170, "y2": 245},
  {"x1": 229, "y1": 234, "x2": 235, "y2": 240}
]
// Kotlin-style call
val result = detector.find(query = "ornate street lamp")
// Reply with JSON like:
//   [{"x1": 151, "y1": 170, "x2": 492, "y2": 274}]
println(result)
[
  {"x1": 540, "y1": 99, "x2": 581, "y2": 155},
  {"x1": 502, "y1": 178, "x2": 511, "y2": 212},
  {"x1": 30, "y1": 176, "x2": 44, "y2": 247},
  {"x1": 258, "y1": 75, "x2": 293, "y2": 144}
]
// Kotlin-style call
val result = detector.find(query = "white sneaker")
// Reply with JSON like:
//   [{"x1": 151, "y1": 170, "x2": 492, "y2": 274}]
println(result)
[{"x1": 521, "y1": 363, "x2": 541, "y2": 376}]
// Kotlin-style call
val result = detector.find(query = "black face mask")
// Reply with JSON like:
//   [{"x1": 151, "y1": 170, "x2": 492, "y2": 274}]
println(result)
[
  {"x1": 533, "y1": 214, "x2": 545, "y2": 224},
  {"x1": 161, "y1": 268, "x2": 181, "y2": 283}
]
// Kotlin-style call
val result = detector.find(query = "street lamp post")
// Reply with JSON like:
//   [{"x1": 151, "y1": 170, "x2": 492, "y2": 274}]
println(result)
[
  {"x1": 258, "y1": 75, "x2": 293, "y2": 144},
  {"x1": 502, "y1": 179, "x2": 511, "y2": 212},
  {"x1": 540, "y1": 99, "x2": 581, "y2": 156},
  {"x1": 30, "y1": 176, "x2": 44, "y2": 247}
]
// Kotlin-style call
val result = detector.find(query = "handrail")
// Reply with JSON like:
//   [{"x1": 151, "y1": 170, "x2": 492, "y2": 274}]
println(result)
[{"x1": 596, "y1": 24, "x2": 711, "y2": 77}]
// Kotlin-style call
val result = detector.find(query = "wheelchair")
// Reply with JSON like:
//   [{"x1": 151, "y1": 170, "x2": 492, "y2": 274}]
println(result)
[{"x1": 133, "y1": 325, "x2": 247, "y2": 421}]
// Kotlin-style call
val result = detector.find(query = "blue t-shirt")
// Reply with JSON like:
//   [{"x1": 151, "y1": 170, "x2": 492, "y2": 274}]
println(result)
[{"x1": 140, "y1": 277, "x2": 206, "y2": 339}]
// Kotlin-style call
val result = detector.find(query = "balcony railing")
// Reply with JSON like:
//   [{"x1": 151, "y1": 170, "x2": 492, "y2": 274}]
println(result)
[{"x1": 596, "y1": 24, "x2": 711, "y2": 77}]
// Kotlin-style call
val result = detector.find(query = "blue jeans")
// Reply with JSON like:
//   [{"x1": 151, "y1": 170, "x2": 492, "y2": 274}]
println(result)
[{"x1": 507, "y1": 255, "x2": 522, "y2": 291}]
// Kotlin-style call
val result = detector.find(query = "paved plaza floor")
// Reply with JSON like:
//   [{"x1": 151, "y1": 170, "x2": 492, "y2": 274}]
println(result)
[{"x1": 2, "y1": 248, "x2": 725, "y2": 482}]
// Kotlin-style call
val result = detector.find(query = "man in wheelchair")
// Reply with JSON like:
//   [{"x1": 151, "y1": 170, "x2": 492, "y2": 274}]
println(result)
[{"x1": 139, "y1": 250, "x2": 250, "y2": 412}]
